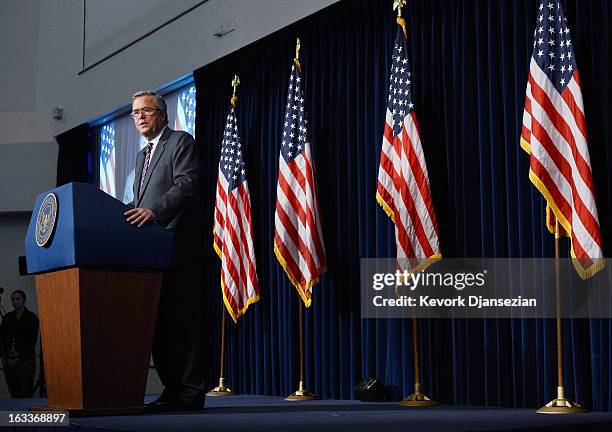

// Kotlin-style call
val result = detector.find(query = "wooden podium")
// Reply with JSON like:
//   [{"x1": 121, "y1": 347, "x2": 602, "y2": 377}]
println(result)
[{"x1": 25, "y1": 183, "x2": 174, "y2": 415}]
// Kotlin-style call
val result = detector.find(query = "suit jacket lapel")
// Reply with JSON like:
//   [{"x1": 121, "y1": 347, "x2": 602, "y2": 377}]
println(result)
[
  {"x1": 134, "y1": 150, "x2": 145, "y2": 203},
  {"x1": 137, "y1": 127, "x2": 170, "y2": 204}
]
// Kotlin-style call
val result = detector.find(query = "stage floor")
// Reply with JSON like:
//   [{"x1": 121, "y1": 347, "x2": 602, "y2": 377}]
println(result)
[{"x1": 1, "y1": 395, "x2": 612, "y2": 431}]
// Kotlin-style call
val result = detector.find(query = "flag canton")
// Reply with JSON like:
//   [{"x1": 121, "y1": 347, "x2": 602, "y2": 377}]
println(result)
[
  {"x1": 179, "y1": 86, "x2": 196, "y2": 137},
  {"x1": 220, "y1": 105, "x2": 246, "y2": 190},
  {"x1": 388, "y1": 26, "x2": 415, "y2": 138},
  {"x1": 100, "y1": 124, "x2": 115, "y2": 166},
  {"x1": 281, "y1": 64, "x2": 310, "y2": 163},
  {"x1": 532, "y1": 1, "x2": 578, "y2": 93}
]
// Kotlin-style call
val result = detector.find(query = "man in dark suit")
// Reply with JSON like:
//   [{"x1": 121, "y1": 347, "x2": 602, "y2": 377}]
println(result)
[{"x1": 124, "y1": 91, "x2": 205, "y2": 412}]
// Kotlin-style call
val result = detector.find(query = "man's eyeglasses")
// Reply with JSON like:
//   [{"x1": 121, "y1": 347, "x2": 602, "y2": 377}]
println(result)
[{"x1": 130, "y1": 107, "x2": 161, "y2": 118}]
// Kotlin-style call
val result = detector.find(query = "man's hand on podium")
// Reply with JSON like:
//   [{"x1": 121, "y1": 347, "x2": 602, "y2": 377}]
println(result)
[{"x1": 124, "y1": 207, "x2": 157, "y2": 227}]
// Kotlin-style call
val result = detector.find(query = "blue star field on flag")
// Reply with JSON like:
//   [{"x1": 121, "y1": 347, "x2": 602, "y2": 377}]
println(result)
[
  {"x1": 388, "y1": 27, "x2": 415, "y2": 137},
  {"x1": 532, "y1": 2, "x2": 578, "y2": 94},
  {"x1": 100, "y1": 124, "x2": 115, "y2": 167},
  {"x1": 220, "y1": 105, "x2": 246, "y2": 190},
  {"x1": 177, "y1": 85, "x2": 196, "y2": 137},
  {"x1": 281, "y1": 63, "x2": 310, "y2": 163}
]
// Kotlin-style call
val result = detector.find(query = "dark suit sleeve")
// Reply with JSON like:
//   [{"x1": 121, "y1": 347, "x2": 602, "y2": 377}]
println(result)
[{"x1": 149, "y1": 132, "x2": 198, "y2": 226}]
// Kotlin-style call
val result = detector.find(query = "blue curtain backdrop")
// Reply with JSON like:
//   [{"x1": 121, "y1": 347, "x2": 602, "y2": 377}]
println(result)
[{"x1": 189, "y1": 0, "x2": 612, "y2": 409}]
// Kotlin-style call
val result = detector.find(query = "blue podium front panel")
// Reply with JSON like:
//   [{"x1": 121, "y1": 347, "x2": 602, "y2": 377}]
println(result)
[{"x1": 25, "y1": 183, "x2": 174, "y2": 273}]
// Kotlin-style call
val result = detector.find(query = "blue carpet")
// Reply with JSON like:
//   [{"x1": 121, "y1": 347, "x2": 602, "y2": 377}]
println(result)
[{"x1": 0, "y1": 395, "x2": 611, "y2": 431}]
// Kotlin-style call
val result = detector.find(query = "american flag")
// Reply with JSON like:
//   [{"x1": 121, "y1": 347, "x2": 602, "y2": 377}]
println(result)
[
  {"x1": 274, "y1": 58, "x2": 326, "y2": 307},
  {"x1": 521, "y1": 1, "x2": 604, "y2": 278},
  {"x1": 175, "y1": 85, "x2": 196, "y2": 137},
  {"x1": 213, "y1": 97, "x2": 260, "y2": 321},
  {"x1": 99, "y1": 123, "x2": 116, "y2": 197},
  {"x1": 376, "y1": 17, "x2": 441, "y2": 272}
]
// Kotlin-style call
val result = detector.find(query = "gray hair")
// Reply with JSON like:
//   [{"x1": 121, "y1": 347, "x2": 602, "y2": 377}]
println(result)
[{"x1": 132, "y1": 90, "x2": 168, "y2": 123}]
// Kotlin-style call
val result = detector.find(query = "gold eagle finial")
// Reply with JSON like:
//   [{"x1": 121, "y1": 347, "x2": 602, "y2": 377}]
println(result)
[
  {"x1": 231, "y1": 75, "x2": 240, "y2": 105},
  {"x1": 295, "y1": 38, "x2": 301, "y2": 61},
  {"x1": 231, "y1": 75, "x2": 240, "y2": 97},
  {"x1": 393, "y1": 0, "x2": 406, "y2": 17}
]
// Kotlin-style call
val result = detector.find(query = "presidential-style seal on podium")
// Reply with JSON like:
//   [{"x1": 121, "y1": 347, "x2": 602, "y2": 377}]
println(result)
[{"x1": 35, "y1": 193, "x2": 58, "y2": 247}]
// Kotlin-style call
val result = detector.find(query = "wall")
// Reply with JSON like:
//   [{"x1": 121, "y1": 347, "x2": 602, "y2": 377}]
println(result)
[
  {"x1": 36, "y1": 0, "x2": 338, "y2": 137},
  {"x1": 0, "y1": 0, "x2": 56, "y2": 210},
  {"x1": 0, "y1": 0, "x2": 48, "y2": 400},
  {"x1": 0, "y1": 0, "x2": 338, "y2": 399}
]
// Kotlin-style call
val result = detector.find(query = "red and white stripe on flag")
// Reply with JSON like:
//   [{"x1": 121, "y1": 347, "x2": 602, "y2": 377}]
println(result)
[
  {"x1": 274, "y1": 58, "x2": 326, "y2": 307},
  {"x1": 213, "y1": 99, "x2": 260, "y2": 321},
  {"x1": 521, "y1": 1, "x2": 604, "y2": 278},
  {"x1": 376, "y1": 17, "x2": 441, "y2": 272}
]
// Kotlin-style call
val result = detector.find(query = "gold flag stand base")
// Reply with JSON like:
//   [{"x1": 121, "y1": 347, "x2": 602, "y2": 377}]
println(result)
[
  {"x1": 399, "y1": 384, "x2": 438, "y2": 407},
  {"x1": 537, "y1": 387, "x2": 586, "y2": 414},
  {"x1": 285, "y1": 381, "x2": 319, "y2": 401},
  {"x1": 207, "y1": 377, "x2": 235, "y2": 397}
]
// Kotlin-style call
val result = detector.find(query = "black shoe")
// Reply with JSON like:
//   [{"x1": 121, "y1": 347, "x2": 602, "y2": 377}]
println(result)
[
  {"x1": 146, "y1": 394, "x2": 205, "y2": 413},
  {"x1": 144, "y1": 389, "x2": 178, "y2": 411}
]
